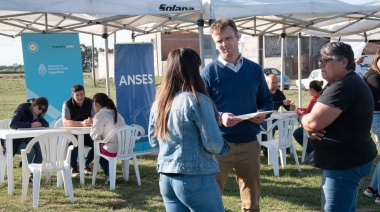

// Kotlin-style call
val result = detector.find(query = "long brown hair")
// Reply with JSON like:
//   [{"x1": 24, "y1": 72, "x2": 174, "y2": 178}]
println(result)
[
  {"x1": 370, "y1": 49, "x2": 380, "y2": 74},
  {"x1": 154, "y1": 48, "x2": 220, "y2": 140}
]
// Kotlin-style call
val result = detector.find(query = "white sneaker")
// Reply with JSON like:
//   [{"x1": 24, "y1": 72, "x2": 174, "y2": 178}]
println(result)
[
  {"x1": 375, "y1": 196, "x2": 380, "y2": 204},
  {"x1": 364, "y1": 187, "x2": 378, "y2": 198}
]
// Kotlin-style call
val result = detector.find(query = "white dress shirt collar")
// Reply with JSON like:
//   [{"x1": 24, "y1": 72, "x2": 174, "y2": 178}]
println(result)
[{"x1": 217, "y1": 54, "x2": 244, "y2": 73}]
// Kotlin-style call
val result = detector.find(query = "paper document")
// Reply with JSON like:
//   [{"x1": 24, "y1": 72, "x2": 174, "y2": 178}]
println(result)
[{"x1": 235, "y1": 111, "x2": 275, "y2": 120}]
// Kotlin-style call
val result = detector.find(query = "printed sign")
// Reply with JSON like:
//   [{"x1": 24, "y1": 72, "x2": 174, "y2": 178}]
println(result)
[
  {"x1": 21, "y1": 33, "x2": 83, "y2": 125},
  {"x1": 115, "y1": 43, "x2": 156, "y2": 154}
]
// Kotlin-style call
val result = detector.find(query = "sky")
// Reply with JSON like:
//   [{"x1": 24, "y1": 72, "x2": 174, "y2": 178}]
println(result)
[{"x1": 0, "y1": 30, "x2": 137, "y2": 66}]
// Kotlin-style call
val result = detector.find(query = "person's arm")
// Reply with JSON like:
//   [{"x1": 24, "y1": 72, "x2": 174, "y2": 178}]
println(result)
[
  {"x1": 61, "y1": 102, "x2": 91, "y2": 127},
  {"x1": 148, "y1": 103, "x2": 159, "y2": 149},
  {"x1": 39, "y1": 116, "x2": 49, "y2": 127},
  {"x1": 271, "y1": 90, "x2": 284, "y2": 111},
  {"x1": 62, "y1": 116, "x2": 91, "y2": 127},
  {"x1": 195, "y1": 96, "x2": 224, "y2": 154},
  {"x1": 300, "y1": 102, "x2": 342, "y2": 139},
  {"x1": 9, "y1": 104, "x2": 32, "y2": 129},
  {"x1": 304, "y1": 96, "x2": 318, "y2": 114},
  {"x1": 90, "y1": 112, "x2": 104, "y2": 141},
  {"x1": 367, "y1": 73, "x2": 380, "y2": 103}
]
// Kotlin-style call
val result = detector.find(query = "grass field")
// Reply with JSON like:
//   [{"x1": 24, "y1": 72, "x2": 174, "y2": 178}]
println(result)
[{"x1": 0, "y1": 74, "x2": 379, "y2": 211}]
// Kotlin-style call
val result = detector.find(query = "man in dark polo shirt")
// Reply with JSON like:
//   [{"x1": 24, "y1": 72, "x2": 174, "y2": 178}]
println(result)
[{"x1": 62, "y1": 84, "x2": 95, "y2": 177}]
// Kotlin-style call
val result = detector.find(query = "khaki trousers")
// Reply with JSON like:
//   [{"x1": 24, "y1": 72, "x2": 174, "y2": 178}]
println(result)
[{"x1": 215, "y1": 141, "x2": 261, "y2": 212}]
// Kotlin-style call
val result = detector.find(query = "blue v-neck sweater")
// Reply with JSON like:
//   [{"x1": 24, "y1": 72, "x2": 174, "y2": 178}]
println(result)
[{"x1": 201, "y1": 58, "x2": 273, "y2": 143}]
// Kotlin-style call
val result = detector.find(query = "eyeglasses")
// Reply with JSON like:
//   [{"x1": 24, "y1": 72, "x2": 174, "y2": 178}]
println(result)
[
  {"x1": 318, "y1": 58, "x2": 334, "y2": 67},
  {"x1": 37, "y1": 106, "x2": 46, "y2": 112}
]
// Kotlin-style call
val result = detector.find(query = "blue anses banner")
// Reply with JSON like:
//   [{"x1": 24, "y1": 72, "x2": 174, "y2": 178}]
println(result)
[
  {"x1": 115, "y1": 43, "x2": 156, "y2": 154},
  {"x1": 21, "y1": 33, "x2": 83, "y2": 125}
]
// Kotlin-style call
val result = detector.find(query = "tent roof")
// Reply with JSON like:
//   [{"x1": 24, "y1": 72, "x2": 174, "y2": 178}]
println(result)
[
  {"x1": 205, "y1": 0, "x2": 380, "y2": 37},
  {"x1": 1, "y1": 0, "x2": 380, "y2": 39},
  {"x1": 0, "y1": 0, "x2": 203, "y2": 38}
]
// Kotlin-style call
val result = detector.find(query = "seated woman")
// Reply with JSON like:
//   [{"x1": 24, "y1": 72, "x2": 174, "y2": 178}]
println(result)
[
  {"x1": 90, "y1": 93, "x2": 126, "y2": 185},
  {"x1": 293, "y1": 80, "x2": 323, "y2": 163}
]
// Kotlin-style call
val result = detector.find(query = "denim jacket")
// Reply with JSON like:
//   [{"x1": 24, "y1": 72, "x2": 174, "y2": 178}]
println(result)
[{"x1": 149, "y1": 91, "x2": 229, "y2": 175}]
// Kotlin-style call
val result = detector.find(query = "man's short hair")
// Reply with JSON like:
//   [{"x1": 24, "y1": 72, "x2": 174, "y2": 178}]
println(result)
[
  {"x1": 71, "y1": 84, "x2": 84, "y2": 93},
  {"x1": 210, "y1": 19, "x2": 238, "y2": 35}
]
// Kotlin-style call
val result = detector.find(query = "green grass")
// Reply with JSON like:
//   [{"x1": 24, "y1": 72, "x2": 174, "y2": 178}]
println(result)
[{"x1": 0, "y1": 74, "x2": 379, "y2": 211}]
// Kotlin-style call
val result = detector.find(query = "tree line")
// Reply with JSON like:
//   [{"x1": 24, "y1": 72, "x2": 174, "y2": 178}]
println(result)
[{"x1": 0, "y1": 44, "x2": 103, "y2": 73}]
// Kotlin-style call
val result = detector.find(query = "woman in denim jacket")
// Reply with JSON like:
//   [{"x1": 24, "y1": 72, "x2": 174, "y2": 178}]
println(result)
[{"x1": 149, "y1": 48, "x2": 229, "y2": 212}]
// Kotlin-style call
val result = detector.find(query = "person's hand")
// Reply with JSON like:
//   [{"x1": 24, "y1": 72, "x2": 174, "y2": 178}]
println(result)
[
  {"x1": 296, "y1": 108, "x2": 305, "y2": 115},
  {"x1": 307, "y1": 130, "x2": 326, "y2": 140},
  {"x1": 248, "y1": 115, "x2": 266, "y2": 124},
  {"x1": 82, "y1": 117, "x2": 93, "y2": 127},
  {"x1": 289, "y1": 103, "x2": 296, "y2": 111},
  {"x1": 283, "y1": 99, "x2": 292, "y2": 105},
  {"x1": 31, "y1": 121, "x2": 43, "y2": 128},
  {"x1": 221, "y1": 113, "x2": 243, "y2": 127}
]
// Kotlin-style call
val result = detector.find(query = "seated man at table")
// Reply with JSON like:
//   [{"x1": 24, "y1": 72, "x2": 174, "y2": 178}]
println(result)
[
  {"x1": 4, "y1": 97, "x2": 49, "y2": 182},
  {"x1": 62, "y1": 84, "x2": 95, "y2": 177},
  {"x1": 262, "y1": 74, "x2": 296, "y2": 157},
  {"x1": 266, "y1": 74, "x2": 295, "y2": 111}
]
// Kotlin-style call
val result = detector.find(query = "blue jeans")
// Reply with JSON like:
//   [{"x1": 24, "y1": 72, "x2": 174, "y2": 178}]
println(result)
[
  {"x1": 16, "y1": 140, "x2": 42, "y2": 164},
  {"x1": 370, "y1": 161, "x2": 380, "y2": 192},
  {"x1": 70, "y1": 134, "x2": 94, "y2": 168},
  {"x1": 99, "y1": 145, "x2": 109, "y2": 176},
  {"x1": 321, "y1": 160, "x2": 374, "y2": 212},
  {"x1": 372, "y1": 113, "x2": 380, "y2": 144},
  {"x1": 159, "y1": 173, "x2": 224, "y2": 212},
  {"x1": 293, "y1": 127, "x2": 314, "y2": 154}
]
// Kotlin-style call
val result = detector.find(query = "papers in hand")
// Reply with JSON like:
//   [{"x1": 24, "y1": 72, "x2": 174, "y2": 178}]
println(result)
[{"x1": 235, "y1": 111, "x2": 275, "y2": 120}]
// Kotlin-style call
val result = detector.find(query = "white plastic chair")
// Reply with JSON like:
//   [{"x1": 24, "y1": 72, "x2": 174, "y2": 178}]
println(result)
[
  {"x1": 21, "y1": 132, "x2": 77, "y2": 208},
  {"x1": 92, "y1": 124, "x2": 144, "y2": 190},
  {"x1": 257, "y1": 117, "x2": 301, "y2": 176},
  {"x1": 55, "y1": 118, "x2": 91, "y2": 155},
  {"x1": 54, "y1": 118, "x2": 63, "y2": 128},
  {"x1": 301, "y1": 128, "x2": 309, "y2": 163},
  {"x1": 0, "y1": 118, "x2": 11, "y2": 184},
  {"x1": 54, "y1": 118, "x2": 91, "y2": 186}
]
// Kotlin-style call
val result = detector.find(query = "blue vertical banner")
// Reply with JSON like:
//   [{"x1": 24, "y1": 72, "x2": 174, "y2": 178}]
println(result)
[
  {"x1": 21, "y1": 33, "x2": 83, "y2": 125},
  {"x1": 115, "y1": 43, "x2": 156, "y2": 154}
]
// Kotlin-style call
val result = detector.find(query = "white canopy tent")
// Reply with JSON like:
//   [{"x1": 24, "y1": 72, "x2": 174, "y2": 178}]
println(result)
[
  {"x1": 2, "y1": 0, "x2": 380, "y2": 102},
  {"x1": 0, "y1": 0, "x2": 207, "y2": 95}
]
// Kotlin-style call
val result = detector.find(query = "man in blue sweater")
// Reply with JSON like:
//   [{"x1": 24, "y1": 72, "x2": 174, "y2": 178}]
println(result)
[{"x1": 201, "y1": 19, "x2": 273, "y2": 211}]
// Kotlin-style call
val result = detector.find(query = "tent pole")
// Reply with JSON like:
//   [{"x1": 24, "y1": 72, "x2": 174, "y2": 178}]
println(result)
[
  {"x1": 280, "y1": 33, "x2": 286, "y2": 94},
  {"x1": 279, "y1": 33, "x2": 286, "y2": 112},
  {"x1": 298, "y1": 33, "x2": 302, "y2": 108},
  {"x1": 155, "y1": 33, "x2": 161, "y2": 76},
  {"x1": 309, "y1": 36, "x2": 313, "y2": 73},
  {"x1": 209, "y1": 19, "x2": 217, "y2": 60},
  {"x1": 92, "y1": 34, "x2": 96, "y2": 87},
  {"x1": 263, "y1": 36, "x2": 266, "y2": 67},
  {"x1": 197, "y1": 15, "x2": 205, "y2": 68},
  {"x1": 102, "y1": 28, "x2": 110, "y2": 96},
  {"x1": 258, "y1": 35, "x2": 263, "y2": 66}
]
